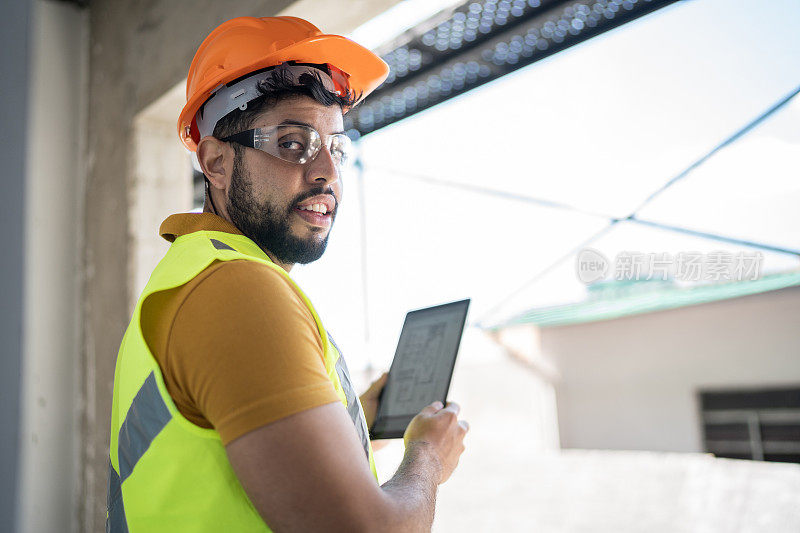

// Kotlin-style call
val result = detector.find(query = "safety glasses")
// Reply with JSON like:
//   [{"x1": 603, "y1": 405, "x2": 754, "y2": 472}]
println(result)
[{"x1": 221, "y1": 125, "x2": 353, "y2": 169}]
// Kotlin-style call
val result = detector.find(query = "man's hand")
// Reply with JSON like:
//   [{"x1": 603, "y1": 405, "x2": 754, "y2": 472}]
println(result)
[
  {"x1": 379, "y1": 400, "x2": 469, "y2": 529},
  {"x1": 359, "y1": 372, "x2": 387, "y2": 429},
  {"x1": 403, "y1": 401, "x2": 469, "y2": 484}
]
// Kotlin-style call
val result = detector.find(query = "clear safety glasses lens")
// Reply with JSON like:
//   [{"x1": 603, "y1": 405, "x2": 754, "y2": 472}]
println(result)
[{"x1": 250, "y1": 125, "x2": 353, "y2": 169}]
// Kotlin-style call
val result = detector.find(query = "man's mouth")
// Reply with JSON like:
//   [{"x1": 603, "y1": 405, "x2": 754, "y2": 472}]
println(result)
[
  {"x1": 296, "y1": 202, "x2": 330, "y2": 215},
  {"x1": 293, "y1": 195, "x2": 336, "y2": 227}
]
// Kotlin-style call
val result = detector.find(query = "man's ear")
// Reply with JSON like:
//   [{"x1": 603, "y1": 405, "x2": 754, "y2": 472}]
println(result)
[{"x1": 197, "y1": 136, "x2": 234, "y2": 191}]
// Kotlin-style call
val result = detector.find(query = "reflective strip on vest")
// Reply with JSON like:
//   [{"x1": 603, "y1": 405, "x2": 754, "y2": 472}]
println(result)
[
  {"x1": 210, "y1": 238, "x2": 236, "y2": 251},
  {"x1": 118, "y1": 372, "x2": 172, "y2": 481},
  {"x1": 328, "y1": 333, "x2": 370, "y2": 459},
  {"x1": 106, "y1": 460, "x2": 129, "y2": 533}
]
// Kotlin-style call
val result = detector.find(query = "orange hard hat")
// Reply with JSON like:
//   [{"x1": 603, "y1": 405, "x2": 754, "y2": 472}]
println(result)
[{"x1": 178, "y1": 16, "x2": 389, "y2": 151}]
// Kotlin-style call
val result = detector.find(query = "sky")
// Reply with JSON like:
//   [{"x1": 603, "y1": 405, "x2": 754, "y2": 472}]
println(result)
[{"x1": 290, "y1": 0, "x2": 800, "y2": 374}]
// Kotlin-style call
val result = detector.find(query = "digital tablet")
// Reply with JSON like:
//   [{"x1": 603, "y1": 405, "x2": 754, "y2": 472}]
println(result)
[{"x1": 369, "y1": 299, "x2": 470, "y2": 440}]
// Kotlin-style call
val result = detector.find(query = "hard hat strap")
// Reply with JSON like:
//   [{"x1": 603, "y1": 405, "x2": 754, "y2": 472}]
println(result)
[{"x1": 196, "y1": 63, "x2": 340, "y2": 139}]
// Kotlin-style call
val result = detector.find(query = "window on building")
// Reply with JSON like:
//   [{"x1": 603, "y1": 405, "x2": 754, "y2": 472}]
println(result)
[{"x1": 699, "y1": 387, "x2": 800, "y2": 464}]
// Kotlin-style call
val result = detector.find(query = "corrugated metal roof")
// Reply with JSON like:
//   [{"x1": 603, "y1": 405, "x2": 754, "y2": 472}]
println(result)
[{"x1": 491, "y1": 270, "x2": 800, "y2": 329}]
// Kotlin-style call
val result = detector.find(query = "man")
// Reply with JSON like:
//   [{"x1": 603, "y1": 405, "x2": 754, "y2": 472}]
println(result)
[{"x1": 107, "y1": 16, "x2": 469, "y2": 532}]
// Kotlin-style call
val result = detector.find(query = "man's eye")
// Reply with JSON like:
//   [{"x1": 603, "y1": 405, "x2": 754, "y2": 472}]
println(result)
[{"x1": 279, "y1": 140, "x2": 304, "y2": 150}]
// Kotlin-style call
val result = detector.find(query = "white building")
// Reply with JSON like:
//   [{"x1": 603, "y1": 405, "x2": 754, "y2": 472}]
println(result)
[{"x1": 490, "y1": 272, "x2": 800, "y2": 461}]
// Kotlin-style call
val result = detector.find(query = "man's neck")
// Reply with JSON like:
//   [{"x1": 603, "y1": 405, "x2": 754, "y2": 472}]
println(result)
[{"x1": 202, "y1": 203, "x2": 294, "y2": 272}]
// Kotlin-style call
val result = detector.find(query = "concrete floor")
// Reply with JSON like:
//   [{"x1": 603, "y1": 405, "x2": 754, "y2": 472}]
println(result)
[{"x1": 429, "y1": 449, "x2": 800, "y2": 532}]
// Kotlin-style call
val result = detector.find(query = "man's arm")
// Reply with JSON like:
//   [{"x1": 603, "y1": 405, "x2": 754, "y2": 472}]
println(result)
[{"x1": 225, "y1": 399, "x2": 467, "y2": 532}]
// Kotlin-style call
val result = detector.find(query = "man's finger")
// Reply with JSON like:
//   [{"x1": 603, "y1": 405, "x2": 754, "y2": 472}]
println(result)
[
  {"x1": 459, "y1": 420, "x2": 469, "y2": 432},
  {"x1": 420, "y1": 401, "x2": 444, "y2": 415},
  {"x1": 442, "y1": 401, "x2": 461, "y2": 415}
]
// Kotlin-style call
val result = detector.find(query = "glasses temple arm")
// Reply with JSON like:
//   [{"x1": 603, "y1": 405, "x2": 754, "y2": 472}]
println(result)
[{"x1": 219, "y1": 129, "x2": 256, "y2": 148}]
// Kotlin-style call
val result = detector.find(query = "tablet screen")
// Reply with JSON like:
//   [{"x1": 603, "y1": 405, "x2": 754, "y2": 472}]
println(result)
[{"x1": 370, "y1": 299, "x2": 470, "y2": 439}]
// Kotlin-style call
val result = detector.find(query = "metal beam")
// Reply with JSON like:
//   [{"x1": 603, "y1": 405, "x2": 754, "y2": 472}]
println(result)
[
  {"x1": 347, "y1": 0, "x2": 679, "y2": 137},
  {"x1": 370, "y1": 165, "x2": 800, "y2": 257}
]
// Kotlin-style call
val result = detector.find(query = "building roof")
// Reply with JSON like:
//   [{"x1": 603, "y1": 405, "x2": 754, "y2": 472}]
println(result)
[{"x1": 491, "y1": 270, "x2": 800, "y2": 330}]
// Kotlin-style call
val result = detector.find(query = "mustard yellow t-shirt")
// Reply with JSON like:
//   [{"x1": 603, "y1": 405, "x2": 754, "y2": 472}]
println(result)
[{"x1": 140, "y1": 213, "x2": 340, "y2": 445}]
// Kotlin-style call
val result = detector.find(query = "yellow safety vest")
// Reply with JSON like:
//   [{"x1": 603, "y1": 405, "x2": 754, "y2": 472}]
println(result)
[{"x1": 107, "y1": 229, "x2": 377, "y2": 532}]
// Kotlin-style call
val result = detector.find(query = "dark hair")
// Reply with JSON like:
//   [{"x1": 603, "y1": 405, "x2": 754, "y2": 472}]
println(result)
[{"x1": 211, "y1": 64, "x2": 359, "y2": 139}]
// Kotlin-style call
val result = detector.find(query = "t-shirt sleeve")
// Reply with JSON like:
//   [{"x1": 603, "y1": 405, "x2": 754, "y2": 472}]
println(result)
[{"x1": 165, "y1": 260, "x2": 341, "y2": 446}]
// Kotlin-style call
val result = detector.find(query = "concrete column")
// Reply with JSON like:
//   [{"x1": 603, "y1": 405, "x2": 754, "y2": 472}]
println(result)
[{"x1": 19, "y1": 3, "x2": 88, "y2": 532}]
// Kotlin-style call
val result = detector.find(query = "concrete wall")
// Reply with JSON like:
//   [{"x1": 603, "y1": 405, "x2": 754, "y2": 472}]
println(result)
[
  {"x1": 129, "y1": 84, "x2": 193, "y2": 306},
  {"x1": 538, "y1": 286, "x2": 800, "y2": 452},
  {"x1": 82, "y1": 1, "x2": 401, "y2": 531}
]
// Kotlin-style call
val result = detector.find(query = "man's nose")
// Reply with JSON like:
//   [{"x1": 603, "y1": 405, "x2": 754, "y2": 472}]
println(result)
[{"x1": 305, "y1": 143, "x2": 339, "y2": 186}]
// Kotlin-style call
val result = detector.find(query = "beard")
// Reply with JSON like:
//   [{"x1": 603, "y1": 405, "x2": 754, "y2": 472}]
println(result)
[{"x1": 226, "y1": 151, "x2": 334, "y2": 265}]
